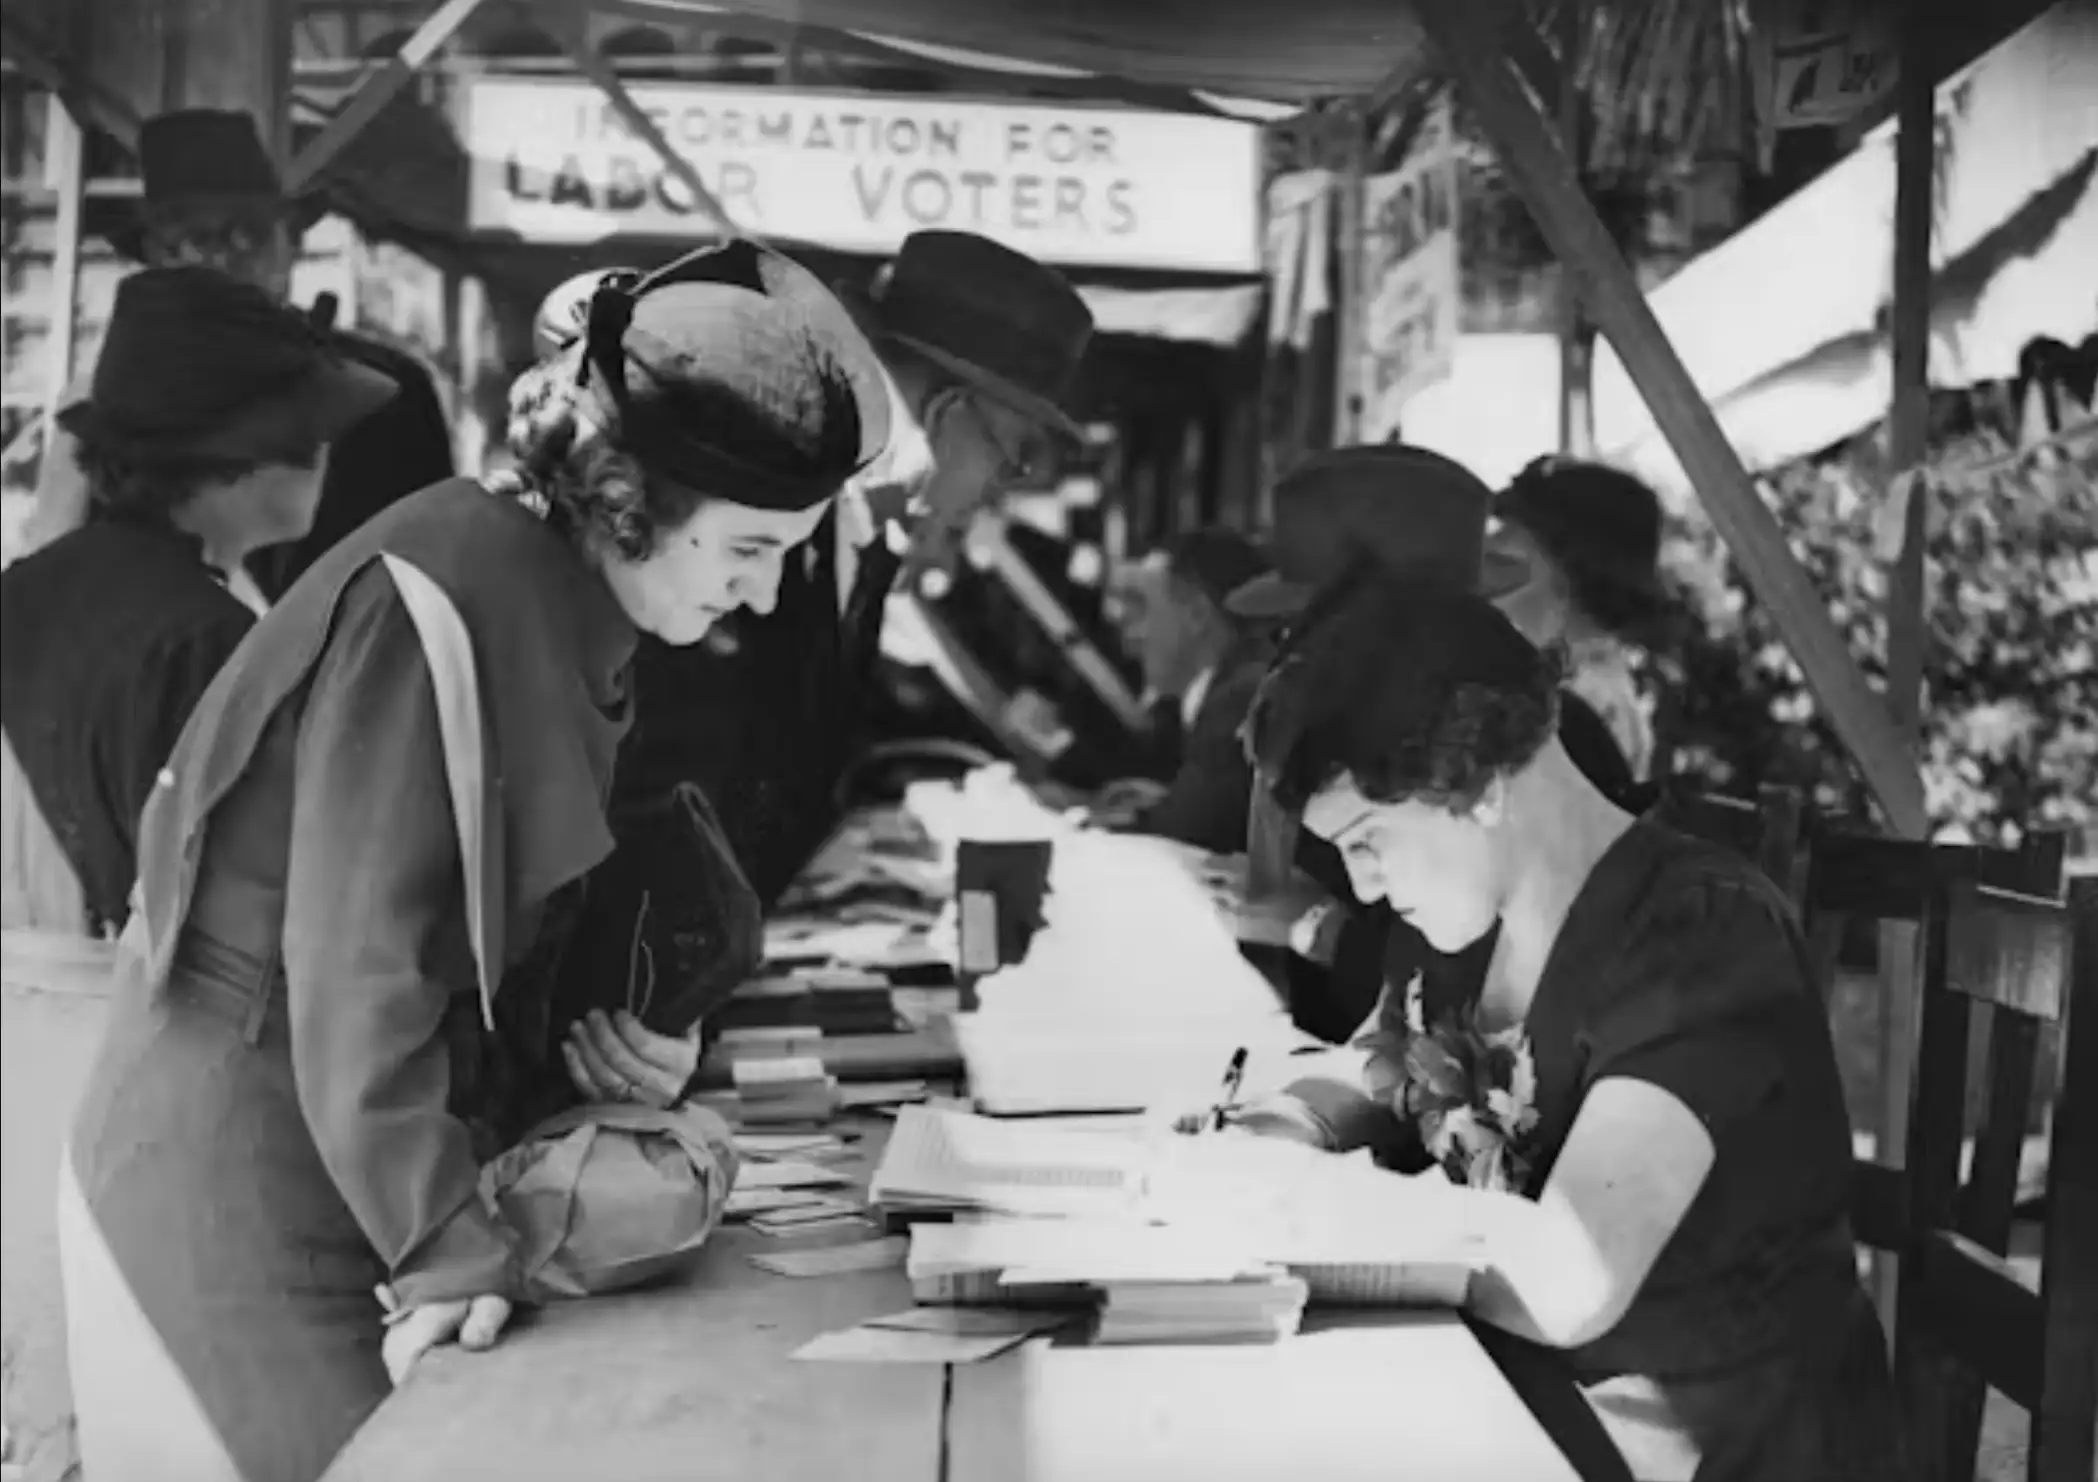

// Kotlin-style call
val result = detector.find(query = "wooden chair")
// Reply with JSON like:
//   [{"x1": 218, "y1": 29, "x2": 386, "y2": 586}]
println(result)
[
  {"x1": 1888, "y1": 875, "x2": 2097, "y2": 1482},
  {"x1": 1799, "y1": 828, "x2": 2068, "y2": 1252},
  {"x1": 1651, "y1": 780, "x2": 1807, "y2": 906}
]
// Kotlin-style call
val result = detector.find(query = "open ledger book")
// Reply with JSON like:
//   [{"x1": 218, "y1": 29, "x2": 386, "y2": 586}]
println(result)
[{"x1": 874, "y1": 1106, "x2": 1486, "y2": 1309}]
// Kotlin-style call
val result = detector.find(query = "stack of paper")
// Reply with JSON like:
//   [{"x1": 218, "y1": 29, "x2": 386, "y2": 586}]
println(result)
[
  {"x1": 953, "y1": 832, "x2": 1300, "y2": 1115},
  {"x1": 1094, "y1": 1272, "x2": 1310, "y2": 1346},
  {"x1": 729, "y1": 1055, "x2": 838, "y2": 1125},
  {"x1": 868, "y1": 1105, "x2": 1148, "y2": 1220}
]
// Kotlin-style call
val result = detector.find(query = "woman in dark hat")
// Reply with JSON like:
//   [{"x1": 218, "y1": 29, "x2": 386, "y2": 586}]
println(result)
[
  {"x1": 1222, "y1": 574, "x2": 1901, "y2": 1482},
  {"x1": 1489, "y1": 456, "x2": 1671, "y2": 783},
  {"x1": 2, "y1": 265, "x2": 396, "y2": 938},
  {"x1": 56, "y1": 239, "x2": 889, "y2": 1482}
]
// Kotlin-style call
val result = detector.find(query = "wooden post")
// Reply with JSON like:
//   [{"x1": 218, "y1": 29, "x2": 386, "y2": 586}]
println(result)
[
  {"x1": 1330, "y1": 105, "x2": 1367, "y2": 446},
  {"x1": 38, "y1": 96, "x2": 85, "y2": 436},
  {"x1": 1554, "y1": 0, "x2": 1594, "y2": 457},
  {"x1": 1870, "y1": 0, "x2": 1940, "y2": 1336},
  {"x1": 1416, "y1": 0, "x2": 1925, "y2": 837}
]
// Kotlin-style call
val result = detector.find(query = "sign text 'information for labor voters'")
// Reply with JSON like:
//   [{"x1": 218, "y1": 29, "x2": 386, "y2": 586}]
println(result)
[{"x1": 463, "y1": 77, "x2": 1263, "y2": 274}]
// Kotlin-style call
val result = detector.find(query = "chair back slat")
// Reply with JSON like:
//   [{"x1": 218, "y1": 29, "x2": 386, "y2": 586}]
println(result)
[
  {"x1": 1909, "y1": 1230, "x2": 2045, "y2": 1409},
  {"x1": 1944, "y1": 880, "x2": 2072, "y2": 1020},
  {"x1": 2031, "y1": 877, "x2": 2098, "y2": 1482},
  {"x1": 1892, "y1": 871, "x2": 2095, "y2": 1482}
]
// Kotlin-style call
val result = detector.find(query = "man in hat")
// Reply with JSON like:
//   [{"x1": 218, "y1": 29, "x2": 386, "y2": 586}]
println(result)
[
  {"x1": 1097, "y1": 529, "x2": 1276, "y2": 852},
  {"x1": 27, "y1": 109, "x2": 454, "y2": 598},
  {"x1": 603, "y1": 229, "x2": 1095, "y2": 905},
  {"x1": 1226, "y1": 444, "x2": 1642, "y2": 1043}
]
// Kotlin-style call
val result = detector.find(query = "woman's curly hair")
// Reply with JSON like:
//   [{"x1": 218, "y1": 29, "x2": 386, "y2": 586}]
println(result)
[
  {"x1": 1244, "y1": 570, "x2": 1565, "y2": 815},
  {"x1": 72, "y1": 432, "x2": 263, "y2": 522},
  {"x1": 484, "y1": 352, "x2": 709, "y2": 562}
]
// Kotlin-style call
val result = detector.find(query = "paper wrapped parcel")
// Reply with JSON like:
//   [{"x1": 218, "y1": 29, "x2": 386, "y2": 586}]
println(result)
[{"x1": 481, "y1": 1102, "x2": 742, "y2": 1302}]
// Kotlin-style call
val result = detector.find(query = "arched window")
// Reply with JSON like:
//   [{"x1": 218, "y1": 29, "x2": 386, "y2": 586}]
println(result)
[{"x1": 601, "y1": 24, "x2": 677, "y2": 80}]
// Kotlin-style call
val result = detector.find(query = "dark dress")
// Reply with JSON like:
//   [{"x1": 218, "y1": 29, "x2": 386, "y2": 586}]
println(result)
[
  {"x1": 247, "y1": 332, "x2": 456, "y2": 602},
  {"x1": 1132, "y1": 639, "x2": 1272, "y2": 855},
  {"x1": 615, "y1": 506, "x2": 900, "y2": 908},
  {"x1": 65, "y1": 482, "x2": 635, "y2": 1481},
  {"x1": 0, "y1": 515, "x2": 256, "y2": 932},
  {"x1": 1379, "y1": 822, "x2": 1900, "y2": 1481}
]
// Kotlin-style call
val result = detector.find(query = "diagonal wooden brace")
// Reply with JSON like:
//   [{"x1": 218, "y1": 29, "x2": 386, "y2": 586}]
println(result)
[
  {"x1": 533, "y1": 0, "x2": 739, "y2": 236},
  {"x1": 287, "y1": 0, "x2": 490, "y2": 192},
  {"x1": 1414, "y1": 0, "x2": 1925, "y2": 836}
]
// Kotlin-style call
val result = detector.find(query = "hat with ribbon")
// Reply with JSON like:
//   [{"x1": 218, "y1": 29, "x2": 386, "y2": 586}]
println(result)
[
  {"x1": 1492, "y1": 456, "x2": 1667, "y2": 638},
  {"x1": 571, "y1": 239, "x2": 892, "y2": 512},
  {"x1": 1159, "y1": 528, "x2": 1273, "y2": 615},
  {"x1": 111, "y1": 109, "x2": 326, "y2": 262},
  {"x1": 1226, "y1": 445, "x2": 1531, "y2": 620},
  {"x1": 856, "y1": 230, "x2": 1093, "y2": 440},
  {"x1": 58, "y1": 265, "x2": 396, "y2": 464}
]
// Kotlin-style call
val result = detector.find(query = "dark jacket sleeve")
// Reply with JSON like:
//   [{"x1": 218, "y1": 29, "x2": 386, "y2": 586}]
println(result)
[
  {"x1": 1137, "y1": 661, "x2": 1264, "y2": 855},
  {"x1": 279, "y1": 567, "x2": 520, "y2": 1307},
  {"x1": 110, "y1": 609, "x2": 255, "y2": 860}
]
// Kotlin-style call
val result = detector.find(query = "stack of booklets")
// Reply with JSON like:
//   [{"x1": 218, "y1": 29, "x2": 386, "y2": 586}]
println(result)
[
  {"x1": 1093, "y1": 1272, "x2": 1310, "y2": 1345},
  {"x1": 721, "y1": 1055, "x2": 838, "y2": 1126},
  {"x1": 868, "y1": 1104, "x2": 1148, "y2": 1221}
]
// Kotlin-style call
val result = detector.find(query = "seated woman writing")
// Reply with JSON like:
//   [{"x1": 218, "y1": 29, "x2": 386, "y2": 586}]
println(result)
[
  {"x1": 59, "y1": 240, "x2": 892, "y2": 1482},
  {"x1": 1225, "y1": 574, "x2": 1900, "y2": 1482}
]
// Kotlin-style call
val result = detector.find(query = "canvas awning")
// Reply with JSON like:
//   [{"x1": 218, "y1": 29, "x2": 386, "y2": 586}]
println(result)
[
  {"x1": 585, "y1": 0, "x2": 1432, "y2": 103},
  {"x1": 1590, "y1": 0, "x2": 2098, "y2": 494}
]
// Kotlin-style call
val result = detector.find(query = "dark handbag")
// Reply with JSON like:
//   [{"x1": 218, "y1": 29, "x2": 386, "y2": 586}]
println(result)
[{"x1": 553, "y1": 781, "x2": 764, "y2": 1040}]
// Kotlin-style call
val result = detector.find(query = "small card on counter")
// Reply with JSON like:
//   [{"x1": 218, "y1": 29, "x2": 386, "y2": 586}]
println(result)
[
  {"x1": 749, "y1": 1237, "x2": 908, "y2": 1279},
  {"x1": 791, "y1": 1325, "x2": 1033, "y2": 1365},
  {"x1": 837, "y1": 1080, "x2": 931, "y2": 1109},
  {"x1": 752, "y1": 1212, "x2": 876, "y2": 1240},
  {"x1": 748, "y1": 1195, "x2": 865, "y2": 1230},
  {"x1": 864, "y1": 1307, "x2": 1070, "y2": 1339},
  {"x1": 733, "y1": 1159, "x2": 851, "y2": 1191}
]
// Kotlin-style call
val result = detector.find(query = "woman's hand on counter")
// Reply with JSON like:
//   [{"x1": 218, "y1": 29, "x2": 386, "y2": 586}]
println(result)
[
  {"x1": 381, "y1": 1292, "x2": 512, "y2": 1386},
  {"x1": 562, "y1": 1009, "x2": 702, "y2": 1109}
]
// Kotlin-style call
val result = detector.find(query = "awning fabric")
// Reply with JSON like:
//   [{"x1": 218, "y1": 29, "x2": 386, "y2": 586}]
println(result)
[
  {"x1": 1591, "y1": 1, "x2": 2098, "y2": 495},
  {"x1": 589, "y1": 0, "x2": 1433, "y2": 102}
]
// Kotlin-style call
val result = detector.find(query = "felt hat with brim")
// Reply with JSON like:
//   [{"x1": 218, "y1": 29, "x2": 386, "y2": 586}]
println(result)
[
  {"x1": 1491, "y1": 456, "x2": 1666, "y2": 629},
  {"x1": 109, "y1": 110, "x2": 326, "y2": 262},
  {"x1": 574, "y1": 239, "x2": 891, "y2": 512},
  {"x1": 847, "y1": 230, "x2": 1093, "y2": 441},
  {"x1": 57, "y1": 265, "x2": 396, "y2": 464},
  {"x1": 1160, "y1": 528, "x2": 1273, "y2": 614},
  {"x1": 1226, "y1": 444, "x2": 1531, "y2": 620}
]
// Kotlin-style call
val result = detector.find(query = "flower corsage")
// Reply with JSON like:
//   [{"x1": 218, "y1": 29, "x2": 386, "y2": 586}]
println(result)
[{"x1": 1356, "y1": 976, "x2": 1540, "y2": 1193}]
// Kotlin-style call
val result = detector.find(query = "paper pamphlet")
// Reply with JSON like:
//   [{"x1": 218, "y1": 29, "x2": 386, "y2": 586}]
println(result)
[
  {"x1": 791, "y1": 1324, "x2": 1031, "y2": 1364},
  {"x1": 748, "y1": 1236, "x2": 909, "y2": 1278},
  {"x1": 870, "y1": 1105, "x2": 1147, "y2": 1217},
  {"x1": 734, "y1": 1159, "x2": 852, "y2": 1191},
  {"x1": 864, "y1": 1307, "x2": 1070, "y2": 1338}
]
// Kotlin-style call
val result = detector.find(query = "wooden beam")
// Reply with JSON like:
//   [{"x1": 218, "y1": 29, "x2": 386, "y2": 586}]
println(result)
[
  {"x1": 38, "y1": 96, "x2": 85, "y2": 436},
  {"x1": 286, "y1": 0, "x2": 491, "y2": 193},
  {"x1": 1553, "y1": 0, "x2": 1593, "y2": 457},
  {"x1": 535, "y1": 0, "x2": 739, "y2": 236},
  {"x1": 1415, "y1": 0, "x2": 1926, "y2": 836},
  {"x1": 1871, "y1": 0, "x2": 1941, "y2": 1339}
]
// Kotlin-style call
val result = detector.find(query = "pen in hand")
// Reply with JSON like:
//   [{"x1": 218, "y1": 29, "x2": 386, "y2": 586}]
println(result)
[{"x1": 1211, "y1": 1046, "x2": 1250, "y2": 1132}]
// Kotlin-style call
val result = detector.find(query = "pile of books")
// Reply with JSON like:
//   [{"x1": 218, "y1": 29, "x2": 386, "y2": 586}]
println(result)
[{"x1": 1094, "y1": 1272, "x2": 1309, "y2": 1345}]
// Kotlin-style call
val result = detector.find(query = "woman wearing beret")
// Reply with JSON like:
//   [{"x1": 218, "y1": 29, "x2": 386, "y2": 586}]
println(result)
[
  {"x1": 58, "y1": 240, "x2": 890, "y2": 1482},
  {"x1": 1226, "y1": 575, "x2": 1900, "y2": 1482}
]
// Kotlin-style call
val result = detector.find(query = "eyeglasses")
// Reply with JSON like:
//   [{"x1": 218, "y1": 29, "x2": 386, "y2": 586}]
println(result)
[{"x1": 960, "y1": 392, "x2": 1047, "y2": 484}]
